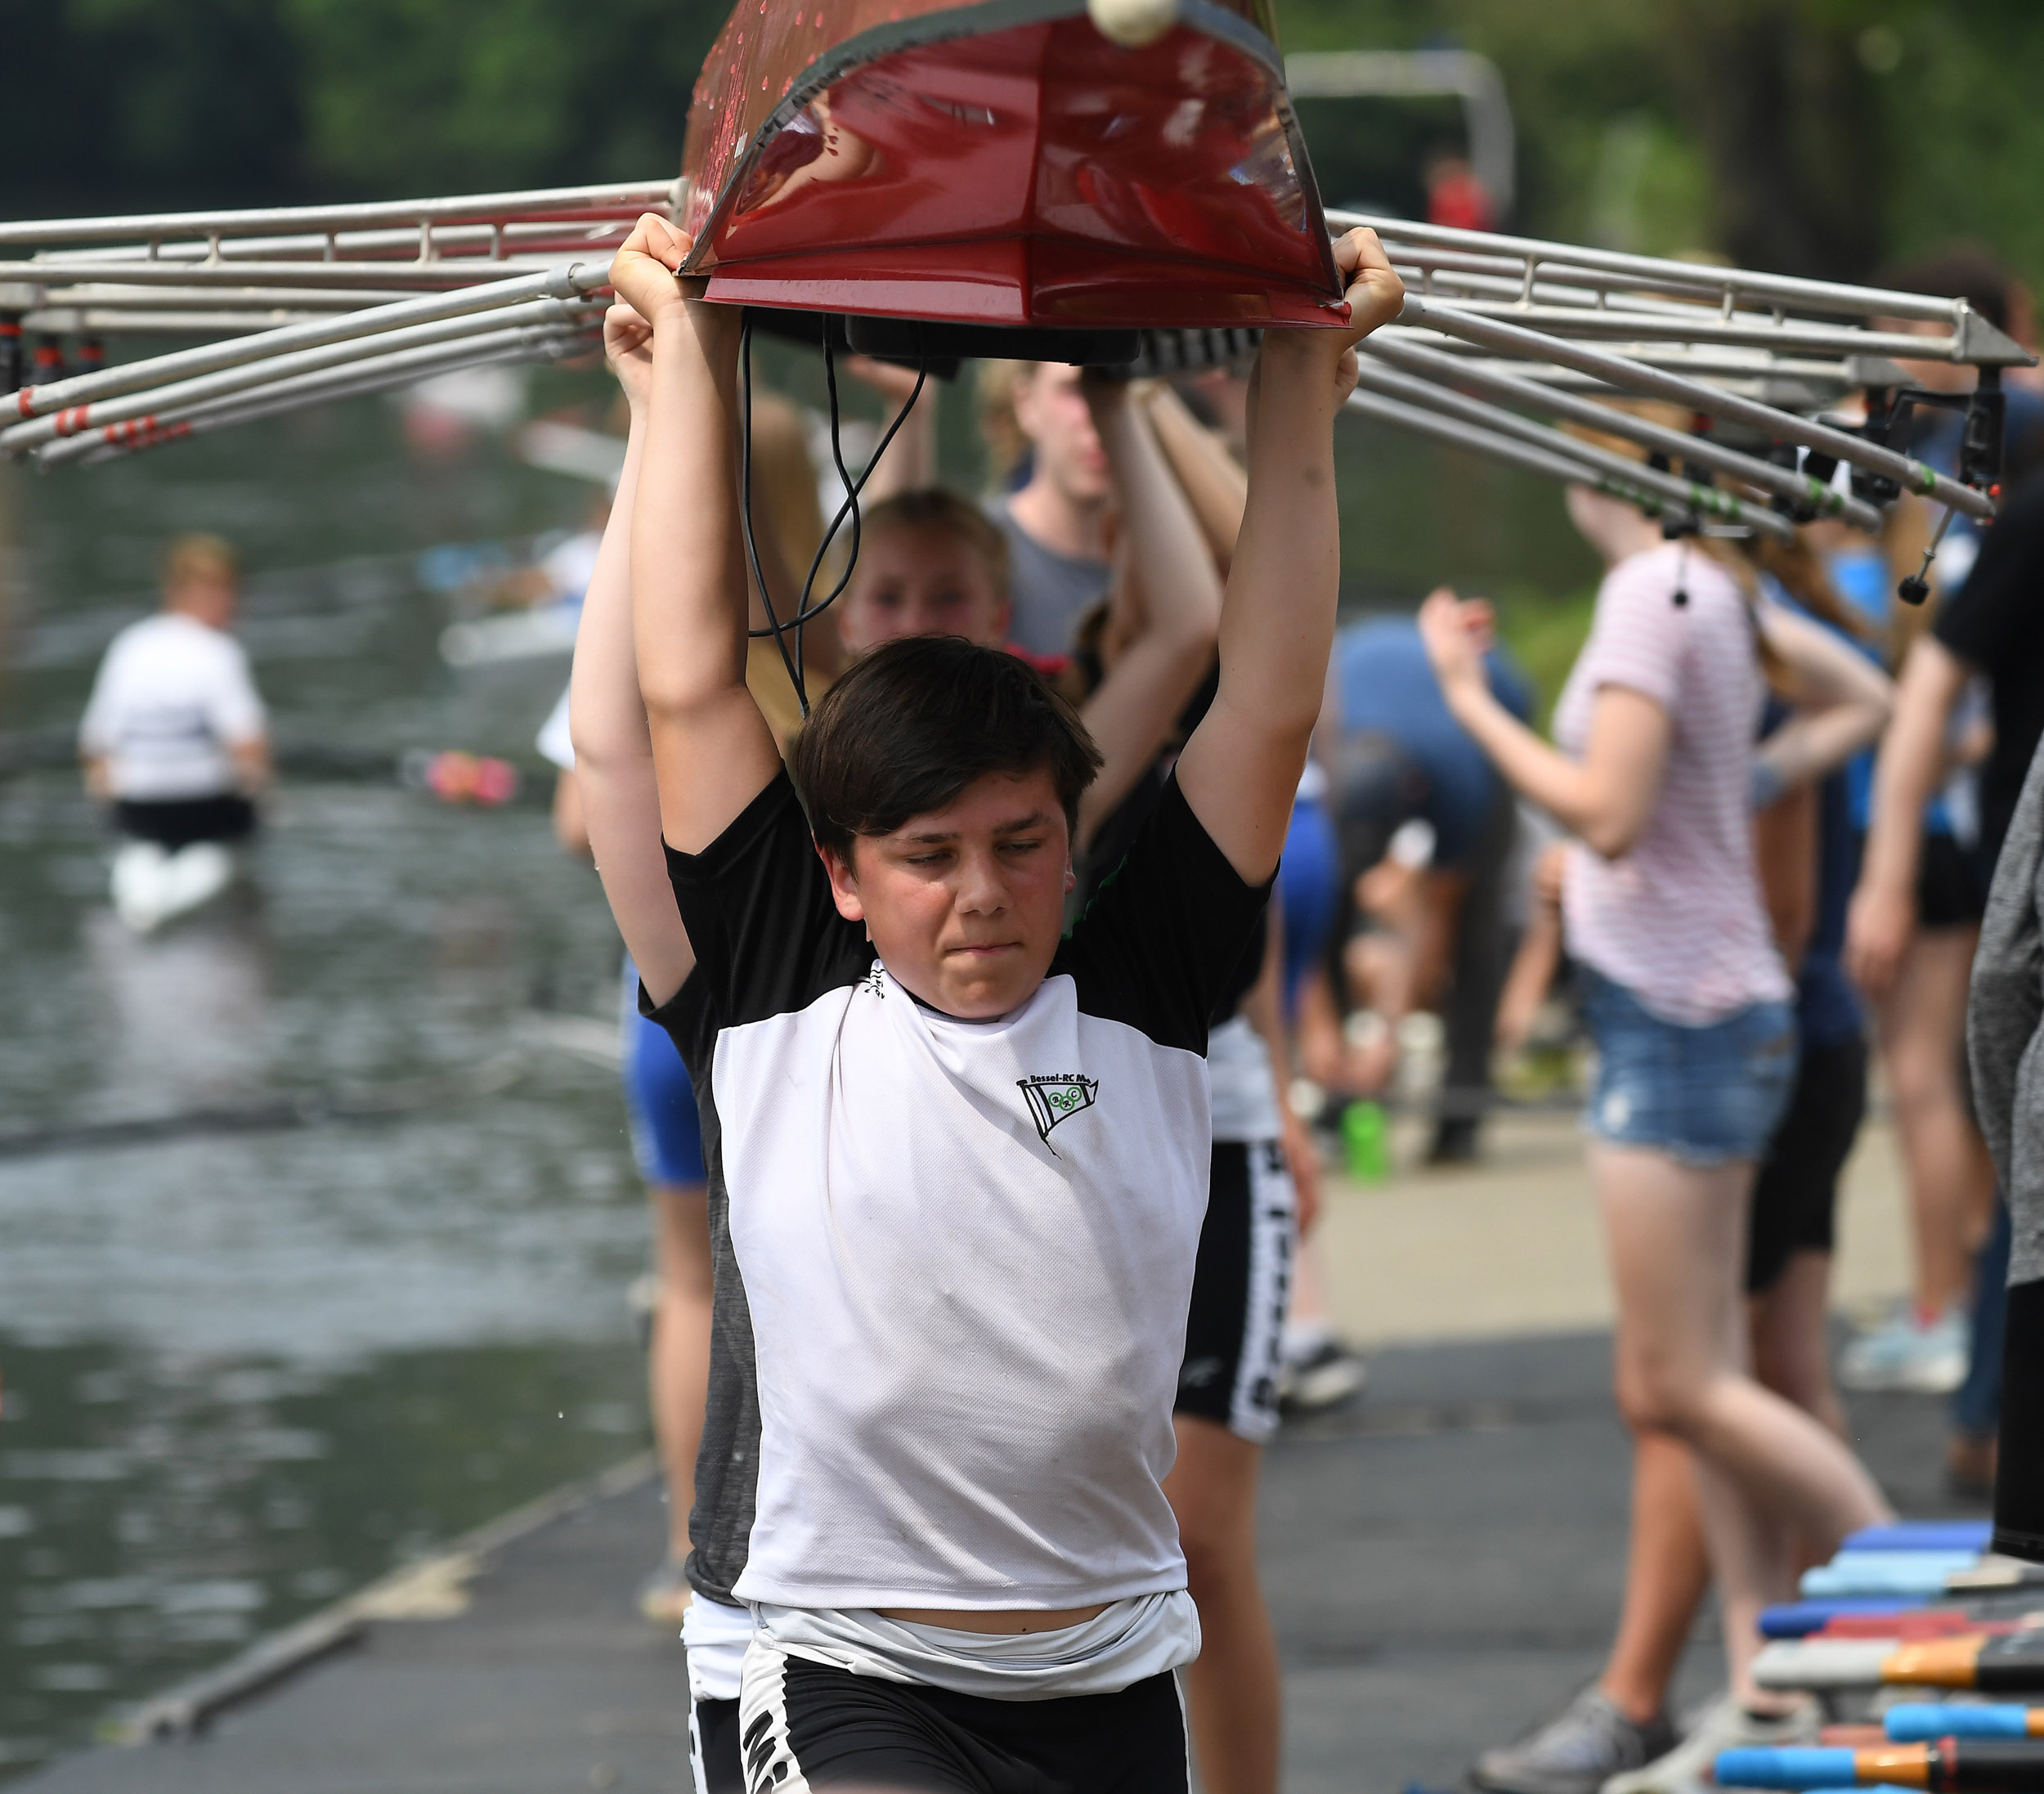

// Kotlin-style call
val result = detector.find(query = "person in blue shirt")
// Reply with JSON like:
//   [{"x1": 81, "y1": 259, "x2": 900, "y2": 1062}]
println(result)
[{"x1": 1307, "y1": 612, "x2": 1533, "y2": 1161}]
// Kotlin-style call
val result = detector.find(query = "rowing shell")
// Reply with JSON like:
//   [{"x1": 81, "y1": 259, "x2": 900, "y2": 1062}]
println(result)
[{"x1": 679, "y1": 0, "x2": 1345, "y2": 334}]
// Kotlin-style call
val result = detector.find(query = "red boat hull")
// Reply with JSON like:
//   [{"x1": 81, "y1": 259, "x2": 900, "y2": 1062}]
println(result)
[{"x1": 679, "y1": 0, "x2": 1343, "y2": 332}]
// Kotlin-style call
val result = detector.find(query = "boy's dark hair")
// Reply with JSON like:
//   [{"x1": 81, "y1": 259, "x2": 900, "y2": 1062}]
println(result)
[{"x1": 791, "y1": 635, "x2": 1103, "y2": 857}]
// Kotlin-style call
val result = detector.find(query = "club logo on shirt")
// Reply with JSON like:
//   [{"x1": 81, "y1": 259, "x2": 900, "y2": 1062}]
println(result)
[{"x1": 1017, "y1": 1074, "x2": 1099, "y2": 1152}]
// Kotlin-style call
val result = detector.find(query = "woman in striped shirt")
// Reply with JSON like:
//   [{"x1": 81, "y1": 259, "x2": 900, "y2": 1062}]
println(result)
[{"x1": 1419, "y1": 487, "x2": 1893, "y2": 1763}]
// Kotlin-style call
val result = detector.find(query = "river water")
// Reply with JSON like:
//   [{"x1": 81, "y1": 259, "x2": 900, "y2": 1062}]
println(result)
[
  {"x1": 0, "y1": 376, "x2": 658, "y2": 1778},
  {"x1": 0, "y1": 355, "x2": 1596, "y2": 1778}
]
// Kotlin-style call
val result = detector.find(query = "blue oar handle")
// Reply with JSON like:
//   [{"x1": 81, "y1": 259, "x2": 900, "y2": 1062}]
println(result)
[{"x1": 1716, "y1": 1748, "x2": 1862, "y2": 1789}]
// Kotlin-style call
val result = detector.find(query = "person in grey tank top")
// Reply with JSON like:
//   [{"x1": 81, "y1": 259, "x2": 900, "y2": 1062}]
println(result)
[{"x1": 983, "y1": 361, "x2": 1114, "y2": 657}]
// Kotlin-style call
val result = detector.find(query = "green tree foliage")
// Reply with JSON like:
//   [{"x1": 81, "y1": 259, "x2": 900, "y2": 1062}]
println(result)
[
  {"x1": 280, "y1": 0, "x2": 724, "y2": 195},
  {"x1": 0, "y1": 0, "x2": 725, "y2": 218},
  {"x1": 1872, "y1": 0, "x2": 2044, "y2": 296},
  {"x1": 1282, "y1": 0, "x2": 2043, "y2": 296},
  {"x1": 0, "y1": 0, "x2": 307, "y2": 216}
]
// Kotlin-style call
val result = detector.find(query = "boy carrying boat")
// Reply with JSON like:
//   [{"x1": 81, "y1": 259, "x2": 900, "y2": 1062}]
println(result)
[{"x1": 605, "y1": 210, "x2": 1399, "y2": 1791}]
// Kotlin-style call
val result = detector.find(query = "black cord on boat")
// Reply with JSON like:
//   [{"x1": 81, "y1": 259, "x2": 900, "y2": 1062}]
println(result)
[
  {"x1": 748, "y1": 321, "x2": 929, "y2": 669},
  {"x1": 739, "y1": 312, "x2": 811, "y2": 718}
]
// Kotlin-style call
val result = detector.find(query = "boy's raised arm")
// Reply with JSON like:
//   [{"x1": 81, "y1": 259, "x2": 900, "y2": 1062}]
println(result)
[
  {"x1": 1176, "y1": 229, "x2": 1403, "y2": 884},
  {"x1": 567, "y1": 304, "x2": 697, "y2": 1007},
  {"x1": 612, "y1": 214, "x2": 783, "y2": 854},
  {"x1": 1074, "y1": 380, "x2": 1222, "y2": 845}
]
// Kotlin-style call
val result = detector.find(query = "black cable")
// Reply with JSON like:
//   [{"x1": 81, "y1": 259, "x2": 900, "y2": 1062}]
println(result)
[
  {"x1": 739, "y1": 313, "x2": 810, "y2": 717},
  {"x1": 748, "y1": 325, "x2": 929, "y2": 648}
]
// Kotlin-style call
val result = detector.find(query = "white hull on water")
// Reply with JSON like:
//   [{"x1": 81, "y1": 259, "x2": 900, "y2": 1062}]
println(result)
[{"x1": 110, "y1": 840, "x2": 240, "y2": 934}]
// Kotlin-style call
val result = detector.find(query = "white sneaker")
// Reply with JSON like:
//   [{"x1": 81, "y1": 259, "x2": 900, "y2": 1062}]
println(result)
[
  {"x1": 1839, "y1": 1306, "x2": 1970, "y2": 1394},
  {"x1": 1601, "y1": 1693, "x2": 1817, "y2": 1794},
  {"x1": 1277, "y1": 1339, "x2": 1367, "y2": 1413}
]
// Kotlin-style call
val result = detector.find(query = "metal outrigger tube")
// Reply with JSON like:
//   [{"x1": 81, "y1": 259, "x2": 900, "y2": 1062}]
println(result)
[
  {"x1": 1315, "y1": 209, "x2": 2035, "y2": 579},
  {"x1": 1362, "y1": 335, "x2": 1886, "y2": 532},
  {"x1": 0, "y1": 182, "x2": 2034, "y2": 586},
  {"x1": 1343, "y1": 388, "x2": 1706, "y2": 531},
  {"x1": 0, "y1": 182, "x2": 655, "y2": 464},
  {"x1": 1352, "y1": 358, "x2": 1799, "y2": 543}
]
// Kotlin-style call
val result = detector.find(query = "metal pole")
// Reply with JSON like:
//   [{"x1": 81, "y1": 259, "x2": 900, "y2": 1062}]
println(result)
[
  {"x1": 25, "y1": 310, "x2": 349, "y2": 338},
  {"x1": 1397, "y1": 293, "x2": 1996, "y2": 520},
  {"x1": 64, "y1": 338, "x2": 587, "y2": 469},
  {"x1": 1377, "y1": 272, "x2": 1979, "y2": 365},
  {"x1": 1355, "y1": 360, "x2": 1797, "y2": 541},
  {"x1": 1331, "y1": 208, "x2": 2032, "y2": 354},
  {"x1": 38, "y1": 321, "x2": 598, "y2": 469},
  {"x1": 1343, "y1": 388, "x2": 1697, "y2": 527},
  {"x1": 39, "y1": 219, "x2": 633, "y2": 267},
  {"x1": 2, "y1": 294, "x2": 603, "y2": 455},
  {"x1": 3, "y1": 258, "x2": 612, "y2": 424},
  {"x1": 1365, "y1": 335, "x2": 1886, "y2": 531},
  {"x1": 0, "y1": 180, "x2": 678, "y2": 249},
  {"x1": 28, "y1": 285, "x2": 432, "y2": 310},
  {"x1": 1381, "y1": 335, "x2": 1889, "y2": 394},
  {"x1": 0, "y1": 257, "x2": 572, "y2": 290}
]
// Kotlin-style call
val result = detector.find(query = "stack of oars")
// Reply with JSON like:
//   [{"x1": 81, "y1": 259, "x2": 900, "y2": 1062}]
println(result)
[{"x1": 1679, "y1": 1522, "x2": 2044, "y2": 1792}]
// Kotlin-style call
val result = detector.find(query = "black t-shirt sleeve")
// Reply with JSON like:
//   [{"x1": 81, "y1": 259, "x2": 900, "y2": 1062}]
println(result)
[
  {"x1": 1059, "y1": 773, "x2": 1273, "y2": 1054},
  {"x1": 652, "y1": 769, "x2": 872, "y2": 1036},
  {"x1": 1936, "y1": 474, "x2": 2044, "y2": 673}
]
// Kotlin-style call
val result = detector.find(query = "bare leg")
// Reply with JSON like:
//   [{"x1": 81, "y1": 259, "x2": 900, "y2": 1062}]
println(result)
[
  {"x1": 1293, "y1": 967, "x2": 1350, "y2": 1095},
  {"x1": 1595, "y1": 1145, "x2": 1890, "y2": 1701},
  {"x1": 1289, "y1": 1232, "x2": 1334, "y2": 1338},
  {"x1": 1596, "y1": 1254, "x2": 1853, "y2": 1725},
  {"x1": 1165, "y1": 1416, "x2": 1280, "y2": 1794},
  {"x1": 1750, "y1": 1252, "x2": 1847, "y2": 1442},
  {"x1": 1876, "y1": 926, "x2": 1996, "y2": 1317},
  {"x1": 1599, "y1": 1430, "x2": 1711, "y2": 1724},
  {"x1": 649, "y1": 1182, "x2": 714, "y2": 1563}
]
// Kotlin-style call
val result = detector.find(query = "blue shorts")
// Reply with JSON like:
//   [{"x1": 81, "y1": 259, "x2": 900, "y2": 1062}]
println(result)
[
  {"x1": 1278, "y1": 796, "x2": 1339, "y2": 1016},
  {"x1": 621, "y1": 960, "x2": 706, "y2": 1188},
  {"x1": 1580, "y1": 969, "x2": 1797, "y2": 1168}
]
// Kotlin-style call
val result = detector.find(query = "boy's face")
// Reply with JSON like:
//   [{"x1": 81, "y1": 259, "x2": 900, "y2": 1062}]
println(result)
[
  {"x1": 820, "y1": 766, "x2": 1074, "y2": 1019},
  {"x1": 838, "y1": 523, "x2": 1009, "y2": 655},
  {"x1": 1013, "y1": 366, "x2": 1109, "y2": 505}
]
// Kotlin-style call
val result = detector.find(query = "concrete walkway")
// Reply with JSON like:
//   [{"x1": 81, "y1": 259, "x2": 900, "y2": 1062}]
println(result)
[
  {"x1": 20, "y1": 1117, "x2": 1957, "y2": 1794},
  {"x1": 1316, "y1": 1110, "x2": 1913, "y2": 1348}
]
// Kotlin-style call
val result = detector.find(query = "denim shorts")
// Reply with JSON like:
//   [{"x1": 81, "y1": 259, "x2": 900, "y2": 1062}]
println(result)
[{"x1": 1580, "y1": 969, "x2": 1798, "y2": 1168}]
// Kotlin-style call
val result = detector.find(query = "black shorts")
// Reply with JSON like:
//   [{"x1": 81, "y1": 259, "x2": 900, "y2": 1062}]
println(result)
[
  {"x1": 1916, "y1": 831, "x2": 1988, "y2": 929},
  {"x1": 115, "y1": 794, "x2": 256, "y2": 851},
  {"x1": 1175, "y1": 1138, "x2": 1293, "y2": 1443},
  {"x1": 738, "y1": 1651, "x2": 1186, "y2": 1794},
  {"x1": 697, "y1": 1697, "x2": 745, "y2": 1794},
  {"x1": 1746, "y1": 1032, "x2": 1869, "y2": 1294}
]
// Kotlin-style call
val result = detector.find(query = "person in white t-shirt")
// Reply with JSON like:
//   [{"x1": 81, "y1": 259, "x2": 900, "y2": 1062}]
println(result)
[
  {"x1": 79, "y1": 533, "x2": 269, "y2": 851},
  {"x1": 601, "y1": 210, "x2": 1401, "y2": 1794}
]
